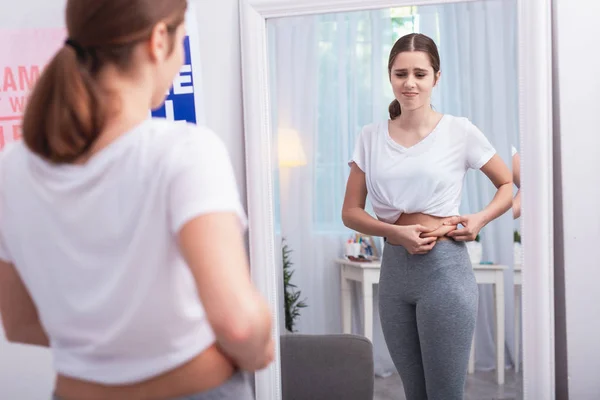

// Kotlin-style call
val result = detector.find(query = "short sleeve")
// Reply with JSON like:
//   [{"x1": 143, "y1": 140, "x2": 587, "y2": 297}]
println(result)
[
  {"x1": 168, "y1": 126, "x2": 248, "y2": 234},
  {"x1": 348, "y1": 126, "x2": 367, "y2": 172},
  {"x1": 465, "y1": 120, "x2": 496, "y2": 169}
]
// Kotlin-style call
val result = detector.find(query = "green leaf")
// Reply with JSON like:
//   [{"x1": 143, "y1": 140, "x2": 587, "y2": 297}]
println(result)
[{"x1": 282, "y1": 238, "x2": 308, "y2": 333}]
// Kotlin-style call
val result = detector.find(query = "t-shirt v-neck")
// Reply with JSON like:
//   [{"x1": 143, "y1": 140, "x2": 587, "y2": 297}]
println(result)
[{"x1": 385, "y1": 114, "x2": 447, "y2": 155}]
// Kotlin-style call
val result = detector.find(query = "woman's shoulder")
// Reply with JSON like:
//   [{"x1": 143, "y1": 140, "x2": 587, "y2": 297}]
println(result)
[
  {"x1": 139, "y1": 119, "x2": 231, "y2": 172},
  {"x1": 358, "y1": 120, "x2": 387, "y2": 140},
  {"x1": 0, "y1": 140, "x2": 26, "y2": 164},
  {"x1": 146, "y1": 118, "x2": 217, "y2": 138},
  {"x1": 439, "y1": 113, "x2": 472, "y2": 127},
  {"x1": 145, "y1": 119, "x2": 226, "y2": 150},
  {"x1": 438, "y1": 114, "x2": 482, "y2": 139}
]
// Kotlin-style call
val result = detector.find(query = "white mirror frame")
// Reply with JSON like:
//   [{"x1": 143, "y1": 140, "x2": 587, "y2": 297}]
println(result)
[{"x1": 239, "y1": 0, "x2": 554, "y2": 399}]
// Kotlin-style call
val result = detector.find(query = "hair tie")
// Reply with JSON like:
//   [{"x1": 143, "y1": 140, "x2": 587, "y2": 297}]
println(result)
[{"x1": 65, "y1": 38, "x2": 87, "y2": 61}]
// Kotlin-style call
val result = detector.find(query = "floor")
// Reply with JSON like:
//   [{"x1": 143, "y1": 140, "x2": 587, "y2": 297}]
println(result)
[{"x1": 374, "y1": 369, "x2": 523, "y2": 400}]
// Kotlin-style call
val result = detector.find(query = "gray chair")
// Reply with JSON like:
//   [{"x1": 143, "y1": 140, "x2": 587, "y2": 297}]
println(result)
[{"x1": 280, "y1": 333, "x2": 374, "y2": 400}]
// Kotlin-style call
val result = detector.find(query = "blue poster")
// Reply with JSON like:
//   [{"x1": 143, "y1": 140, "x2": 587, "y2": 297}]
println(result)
[{"x1": 151, "y1": 36, "x2": 197, "y2": 123}]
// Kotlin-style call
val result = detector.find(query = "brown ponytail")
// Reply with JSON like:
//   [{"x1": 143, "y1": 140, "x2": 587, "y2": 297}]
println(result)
[
  {"x1": 22, "y1": 0, "x2": 188, "y2": 164},
  {"x1": 23, "y1": 46, "x2": 105, "y2": 163},
  {"x1": 388, "y1": 99, "x2": 402, "y2": 120},
  {"x1": 387, "y1": 33, "x2": 441, "y2": 120}
]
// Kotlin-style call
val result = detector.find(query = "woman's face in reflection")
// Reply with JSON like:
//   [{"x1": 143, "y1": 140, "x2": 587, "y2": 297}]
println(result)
[{"x1": 389, "y1": 51, "x2": 440, "y2": 112}]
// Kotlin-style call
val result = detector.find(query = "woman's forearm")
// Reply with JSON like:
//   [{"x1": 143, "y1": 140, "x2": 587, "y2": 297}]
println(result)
[
  {"x1": 479, "y1": 182, "x2": 513, "y2": 225},
  {"x1": 6, "y1": 323, "x2": 50, "y2": 348},
  {"x1": 342, "y1": 207, "x2": 396, "y2": 238},
  {"x1": 513, "y1": 190, "x2": 522, "y2": 219}
]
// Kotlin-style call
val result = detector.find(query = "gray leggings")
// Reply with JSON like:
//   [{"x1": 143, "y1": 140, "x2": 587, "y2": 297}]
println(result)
[
  {"x1": 52, "y1": 371, "x2": 253, "y2": 400},
  {"x1": 379, "y1": 240, "x2": 478, "y2": 400}
]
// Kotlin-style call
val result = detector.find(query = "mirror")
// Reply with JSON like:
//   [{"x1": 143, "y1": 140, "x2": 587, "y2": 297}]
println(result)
[
  {"x1": 239, "y1": 0, "x2": 553, "y2": 399},
  {"x1": 267, "y1": 2, "x2": 520, "y2": 399}
]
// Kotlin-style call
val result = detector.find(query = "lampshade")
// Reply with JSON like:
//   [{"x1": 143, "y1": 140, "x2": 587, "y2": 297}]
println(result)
[{"x1": 278, "y1": 128, "x2": 307, "y2": 167}]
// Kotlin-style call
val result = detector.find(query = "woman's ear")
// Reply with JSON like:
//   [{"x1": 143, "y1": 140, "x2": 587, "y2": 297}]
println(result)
[
  {"x1": 434, "y1": 70, "x2": 441, "y2": 86},
  {"x1": 147, "y1": 22, "x2": 170, "y2": 63}
]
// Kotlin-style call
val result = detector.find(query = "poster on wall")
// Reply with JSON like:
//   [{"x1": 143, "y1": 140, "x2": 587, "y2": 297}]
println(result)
[
  {"x1": 0, "y1": 2, "x2": 205, "y2": 152},
  {"x1": 151, "y1": 2, "x2": 206, "y2": 125},
  {"x1": 0, "y1": 28, "x2": 64, "y2": 150}
]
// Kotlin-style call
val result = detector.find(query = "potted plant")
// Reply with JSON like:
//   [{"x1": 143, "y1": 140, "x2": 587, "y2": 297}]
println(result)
[
  {"x1": 514, "y1": 230, "x2": 522, "y2": 265},
  {"x1": 282, "y1": 239, "x2": 307, "y2": 333},
  {"x1": 466, "y1": 234, "x2": 482, "y2": 264}
]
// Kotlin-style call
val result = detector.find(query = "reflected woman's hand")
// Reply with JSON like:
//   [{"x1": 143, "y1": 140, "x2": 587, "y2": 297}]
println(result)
[{"x1": 443, "y1": 214, "x2": 486, "y2": 242}]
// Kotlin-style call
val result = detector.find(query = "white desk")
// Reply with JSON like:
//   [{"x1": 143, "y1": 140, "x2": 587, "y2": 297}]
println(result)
[
  {"x1": 467, "y1": 263, "x2": 507, "y2": 385},
  {"x1": 335, "y1": 258, "x2": 507, "y2": 385},
  {"x1": 336, "y1": 259, "x2": 381, "y2": 344}
]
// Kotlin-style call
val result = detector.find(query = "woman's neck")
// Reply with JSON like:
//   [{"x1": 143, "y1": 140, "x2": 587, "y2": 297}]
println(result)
[
  {"x1": 393, "y1": 104, "x2": 437, "y2": 132},
  {"x1": 101, "y1": 67, "x2": 153, "y2": 124},
  {"x1": 87, "y1": 71, "x2": 153, "y2": 157}
]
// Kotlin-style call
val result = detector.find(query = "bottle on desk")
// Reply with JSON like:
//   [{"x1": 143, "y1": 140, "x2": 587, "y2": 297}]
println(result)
[{"x1": 345, "y1": 235, "x2": 362, "y2": 257}]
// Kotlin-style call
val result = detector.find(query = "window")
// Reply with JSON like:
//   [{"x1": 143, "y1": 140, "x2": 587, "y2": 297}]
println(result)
[{"x1": 312, "y1": 8, "x2": 419, "y2": 232}]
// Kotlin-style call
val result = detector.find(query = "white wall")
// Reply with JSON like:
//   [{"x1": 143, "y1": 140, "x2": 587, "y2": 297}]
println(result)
[
  {"x1": 194, "y1": 0, "x2": 247, "y2": 203},
  {"x1": 554, "y1": 0, "x2": 600, "y2": 398},
  {"x1": 0, "y1": 1, "x2": 246, "y2": 398}
]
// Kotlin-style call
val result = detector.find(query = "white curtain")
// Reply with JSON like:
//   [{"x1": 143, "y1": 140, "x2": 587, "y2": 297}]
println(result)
[
  {"x1": 268, "y1": 10, "x2": 397, "y2": 376},
  {"x1": 268, "y1": 0, "x2": 518, "y2": 377}
]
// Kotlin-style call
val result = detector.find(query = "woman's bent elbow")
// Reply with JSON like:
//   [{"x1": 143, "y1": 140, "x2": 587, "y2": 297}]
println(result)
[
  {"x1": 341, "y1": 207, "x2": 359, "y2": 228},
  {"x1": 214, "y1": 302, "x2": 272, "y2": 346}
]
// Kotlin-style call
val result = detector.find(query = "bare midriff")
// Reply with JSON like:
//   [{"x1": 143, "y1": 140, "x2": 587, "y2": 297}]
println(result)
[
  {"x1": 388, "y1": 212, "x2": 458, "y2": 245},
  {"x1": 54, "y1": 343, "x2": 236, "y2": 400}
]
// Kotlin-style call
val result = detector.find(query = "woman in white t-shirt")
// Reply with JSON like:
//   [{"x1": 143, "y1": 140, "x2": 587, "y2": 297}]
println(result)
[
  {"x1": 342, "y1": 33, "x2": 513, "y2": 399},
  {"x1": 0, "y1": 1, "x2": 273, "y2": 399}
]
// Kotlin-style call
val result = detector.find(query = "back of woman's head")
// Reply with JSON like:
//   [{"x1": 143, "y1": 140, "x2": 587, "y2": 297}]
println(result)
[{"x1": 23, "y1": 0, "x2": 187, "y2": 164}]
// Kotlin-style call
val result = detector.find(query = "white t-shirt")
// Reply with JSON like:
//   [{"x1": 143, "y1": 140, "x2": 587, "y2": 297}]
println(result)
[
  {"x1": 0, "y1": 119, "x2": 247, "y2": 385},
  {"x1": 350, "y1": 114, "x2": 496, "y2": 223}
]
